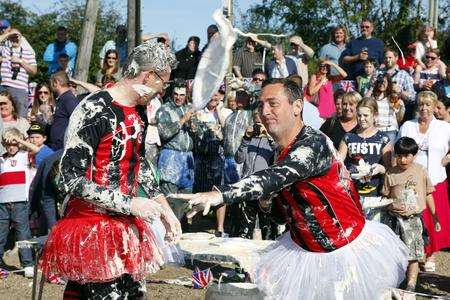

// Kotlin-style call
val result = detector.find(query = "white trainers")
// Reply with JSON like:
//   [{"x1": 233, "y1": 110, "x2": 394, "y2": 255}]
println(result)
[{"x1": 23, "y1": 266, "x2": 35, "y2": 278}]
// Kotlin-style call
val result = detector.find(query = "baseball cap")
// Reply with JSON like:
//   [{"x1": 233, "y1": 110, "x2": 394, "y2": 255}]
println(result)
[
  {"x1": 0, "y1": 19, "x2": 10, "y2": 29},
  {"x1": 289, "y1": 36, "x2": 302, "y2": 46},
  {"x1": 27, "y1": 122, "x2": 46, "y2": 136}
]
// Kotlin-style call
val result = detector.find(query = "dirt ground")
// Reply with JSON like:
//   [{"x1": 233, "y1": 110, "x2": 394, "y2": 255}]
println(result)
[{"x1": 0, "y1": 247, "x2": 449, "y2": 299}]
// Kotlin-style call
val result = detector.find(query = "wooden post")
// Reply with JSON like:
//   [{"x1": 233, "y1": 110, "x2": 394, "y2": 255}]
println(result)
[
  {"x1": 127, "y1": 0, "x2": 136, "y2": 54},
  {"x1": 224, "y1": 0, "x2": 233, "y2": 107},
  {"x1": 74, "y1": 0, "x2": 100, "y2": 81},
  {"x1": 135, "y1": 0, "x2": 141, "y2": 45}
]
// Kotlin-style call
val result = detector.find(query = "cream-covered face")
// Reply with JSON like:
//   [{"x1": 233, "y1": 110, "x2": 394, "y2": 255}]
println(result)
[{"x1": 173, "y1": 87, "x2": 187, "y2": 106}]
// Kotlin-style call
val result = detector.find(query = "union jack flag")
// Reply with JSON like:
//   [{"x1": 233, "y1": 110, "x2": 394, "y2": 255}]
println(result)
[
  {"x1": 339, "y1": 80, "x2": 356, "y2": 92},
  {"x1": 192, "y1": 267, "x2": 213, "y2": 289},
  {"x1": 0, "y1": 269, "x2": 9, "y2": 279}
]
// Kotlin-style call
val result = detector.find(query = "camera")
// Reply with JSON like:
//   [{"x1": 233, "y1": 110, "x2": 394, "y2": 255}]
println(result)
[
  {"x1": 11, "y1": 65, "x2": 20, "y2": 80},
  {"x1": 253, "y1": 123, "x2": 261, "y2": 136}
]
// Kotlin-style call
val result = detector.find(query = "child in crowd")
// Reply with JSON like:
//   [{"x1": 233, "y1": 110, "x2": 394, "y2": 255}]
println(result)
[
  {"x1": 356, "y1": 58, "x2": 377, "y2": 97},
  {"x1": 382, "y1": 137, "x2": 440, "y2": 292},
  {"x1": 338, "y1": 97, "x2": 392, "y2": 221},
  {"x1": 0, "y1": 128, "x2": 34, "y2": 277},
  {"x1": 57, "y1": 53, "x2": 74, "y2": 78},
  {"x1": 11, "y1": 122, "x2": 54, "y2": 168}
]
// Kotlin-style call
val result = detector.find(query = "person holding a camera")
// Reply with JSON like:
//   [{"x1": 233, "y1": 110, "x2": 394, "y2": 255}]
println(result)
[
  {"x1": 0, "y1": 29, "x2": 37, "y2": 118},
  {"x1": 232, "y1": 110, "x2": 278, "y2": 239}
]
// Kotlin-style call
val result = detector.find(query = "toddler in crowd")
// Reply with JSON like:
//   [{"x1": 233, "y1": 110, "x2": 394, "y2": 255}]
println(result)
[
  {"x1": 356, "y1": 58, "x2": 377, "y2": 97},
  {"x1": 382, "y1": 137, "x2": 440, "y2": 292},
  {"x1": 0, "y1": 128, "x2": 34, "y2": 277}
]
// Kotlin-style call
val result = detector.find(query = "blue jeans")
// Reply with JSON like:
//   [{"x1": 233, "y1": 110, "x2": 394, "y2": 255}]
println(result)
[
  {"x1": 0, "y1": 202, "x2": 34, "y2": 267},
  {"x1": 224, "y1": 156, "x2": 240, "y2": 184}
]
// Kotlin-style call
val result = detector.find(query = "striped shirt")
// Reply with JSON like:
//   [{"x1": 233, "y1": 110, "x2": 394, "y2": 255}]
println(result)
[
  {"x1": 376, "y1": 97, "x2": 398, "y2": 132},
  {"x1": 233, "y1": 48, "x2": 262, "y2": 78},
  {"x1": 0, "y1": 42, "x2": 37, "y2": 91},
  {"x1": 0, "y1": 151, "x2": 31, "y2": 203}
]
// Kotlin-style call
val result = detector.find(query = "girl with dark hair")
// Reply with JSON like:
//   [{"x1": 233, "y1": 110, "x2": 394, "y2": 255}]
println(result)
[
  {"x1": 95, "y1": 49, "x2": 122, "y2": 86},
  {"x1": 30, "y1": 82, "x2": 56, "y2": 125}
]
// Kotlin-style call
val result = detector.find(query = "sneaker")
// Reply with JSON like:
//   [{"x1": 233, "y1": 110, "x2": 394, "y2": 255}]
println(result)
[{"x1": 23, "y1": 266, "x2": 34, "y2": 278}]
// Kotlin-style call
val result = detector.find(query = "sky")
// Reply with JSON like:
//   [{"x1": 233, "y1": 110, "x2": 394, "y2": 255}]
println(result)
[{"x1": 20, "y1": 0, "x2": 261, "y2": 50}]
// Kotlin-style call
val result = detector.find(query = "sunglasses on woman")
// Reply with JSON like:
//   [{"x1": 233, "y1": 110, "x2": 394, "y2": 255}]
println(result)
[
  {"x1": 38, "y1": 90, "x2": 50, "y2": 95},
  {"x1": 107, "y1": 56, "x2": 118, "y2": 60},
  {"x1": 426, "y1": 55, "x2": 437, "y2": 60}
]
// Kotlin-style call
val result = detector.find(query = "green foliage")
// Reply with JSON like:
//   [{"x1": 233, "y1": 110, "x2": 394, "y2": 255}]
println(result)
[
  {"x1": 0, "y1": 0, "x2": 125, "y2": 84},
  {"x1": 240, "y1": 0, "x2": 449, "y2": 59}
]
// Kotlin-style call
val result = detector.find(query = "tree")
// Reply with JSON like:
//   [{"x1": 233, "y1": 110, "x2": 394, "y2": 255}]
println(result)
[
  {"x1": 239, "y1": 0, "x2": 449, "y2": 55},
  {"x1": 0, "y1": 0, "x2": 125, "y2": 83}
]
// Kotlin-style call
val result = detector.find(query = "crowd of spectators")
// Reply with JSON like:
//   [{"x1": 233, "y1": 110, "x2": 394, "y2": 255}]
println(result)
[{"x1": 0, "y1": 15, "x2": 449, "y2": 292}]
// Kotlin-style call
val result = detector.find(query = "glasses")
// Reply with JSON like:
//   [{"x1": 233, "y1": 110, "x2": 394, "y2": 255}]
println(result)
[
  {"x1": 319, "y1": 64, "x2": 327, "y2": 68},
  {"x1": 107, "y1": 56, "x2": 118, "y2": 60},
  {"x1": 360, "y1": 25, "x2": 371, "y2": 29},
  {"x1": 0, "y1": 102, "x2": 7, "y2": 106},
  {"x1": 252, "y1": 77, "x2": 265, "y2": 82},
  {"x1": 38, "y1": 91, "x2": 49, "y2": 95},
  {"x1": 426, "y1": 55, "x2": 437, "y2": 60},
  {"x1": 154, "y1": 72, "x2": 172, "y2": 89}
]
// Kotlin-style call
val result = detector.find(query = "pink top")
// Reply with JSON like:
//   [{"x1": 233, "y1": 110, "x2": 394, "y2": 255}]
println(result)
[{"x1": 317, "y1": 79, "x2": 335, "y2": 118}]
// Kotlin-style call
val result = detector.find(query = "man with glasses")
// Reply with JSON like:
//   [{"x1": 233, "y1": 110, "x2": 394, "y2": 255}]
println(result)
[
  {"x1": 156, "y1": 81, "x2": 195, "y2": 220},
  {"x1": 41, "y1": 42, "x2": 181, "y2": 299},
  {"x1": 341, "y1": 19, "x2": 384, "y2": 80}
]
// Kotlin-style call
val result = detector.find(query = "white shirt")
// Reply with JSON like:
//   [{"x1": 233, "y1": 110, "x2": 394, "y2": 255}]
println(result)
[
  {"x1": 398, "y1": 117, "x2": 450, "y2": 185},
  {"x1": 303, "y1": 101, "x2": 323, "y2": 130}
]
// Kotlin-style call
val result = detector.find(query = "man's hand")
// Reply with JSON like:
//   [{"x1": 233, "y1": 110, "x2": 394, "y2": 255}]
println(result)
[
  {"x1": 130, "y1": 197, "x2": 164, "y2": 221},
  {"x1": 180, "y1": 109, "x2": 195, "y2": 126},
  {"x1": 174, "y1": 191, "x2": 224, "y2": 218},
  {"x1": 359, "y1": 50, "x2": 369, "y2": 61},
  {"x1": 10, "y1": 56, "x2": 23, "y2": 65},
  {"x1": 244, "y1": 125, "x2": 254, "y2": 138}
]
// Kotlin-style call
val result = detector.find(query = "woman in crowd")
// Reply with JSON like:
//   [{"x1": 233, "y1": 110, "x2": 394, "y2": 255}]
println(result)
[
  {"x1": 338, "y1": 97, "x2": 392, "y2": 221},
  {"x1": 414, "y1": 49, "x2": 446, "y2": 92},
  {"x1": 0, "y1": 90, "x2": 29, "y2": 137},
  {"x1": 307, "y1": 59, "x2": 347, "y2": 118},
  {"x1": 29, "y1": 82, "x2": 55, "y2": 125},
  {"x1": 318, "y1": 25, "x2": 347, "y2": 75},
  {"x1": 95, "y1": 49, "x2": 122, "y2": 87},
  {"x1": 398, "y1": 91, "x2": 450, "y2": 272},
  {"x1": 320, "y1": 91, "x2": 361, "y2": 150},
  {"x1": 372, "y1": 74, "x2": 405, "y2": 142}
]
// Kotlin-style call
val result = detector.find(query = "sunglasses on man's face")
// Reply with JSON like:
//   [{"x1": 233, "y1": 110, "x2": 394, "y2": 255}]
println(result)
[
  {"x1": 252, "y1": 77, "x2": 265, "y2": 82},
  {"x1": 0, "y1": 102, "x2": 8, "y2": 106},
  {"x1": 360, "y1": 25, "x2": 371, "y2": 29}
]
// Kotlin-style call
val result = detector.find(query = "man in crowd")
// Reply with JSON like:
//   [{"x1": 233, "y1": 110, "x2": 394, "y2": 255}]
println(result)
[
  {"x1": 287, "y1": 35, "x2": 315, "y2": 88},
  {"x1": 99, "y1": 25, "x2": 128, "y2": 67},
  {"x1": 171, "y1": 36, "x2": 201, "y2": 80},
  {"x1": 341, "y1": 19, "x2": 384, "y2": 79},
  {"x1": 265, "y1": 44, "x2": 297, "y2": 79},
  {"x1": 43, "y1": 26, "x2": 77, "y2": 74},
  {"x1": 0, "y1": 29, "x2": 37, "y2": 117},
  {"x1": 233, "y1": 37, "x2": 262, "y2": 79},
  {"x1": 156, "y1": 81, "x2": 195, "y2": 219},
  {"x1": 49, "y1": 71, "x2": 79, "y2": 150},
  {"x1": 379, "y1": 49, "x2": 416, "y2": 103}
]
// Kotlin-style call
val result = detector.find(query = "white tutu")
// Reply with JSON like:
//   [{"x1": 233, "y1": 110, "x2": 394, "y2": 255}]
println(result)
[
  {"x1": 146, "y1": 219, "x2": 185, "y2": 265},
  {"x1": 254, "y1": 221, "x2": 408, "y2": 300}
]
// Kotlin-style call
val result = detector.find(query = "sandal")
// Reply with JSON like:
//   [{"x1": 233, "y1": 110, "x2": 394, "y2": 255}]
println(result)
[{"x1": 424, "y1": 261, "x2": 436, "y2": 272}]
